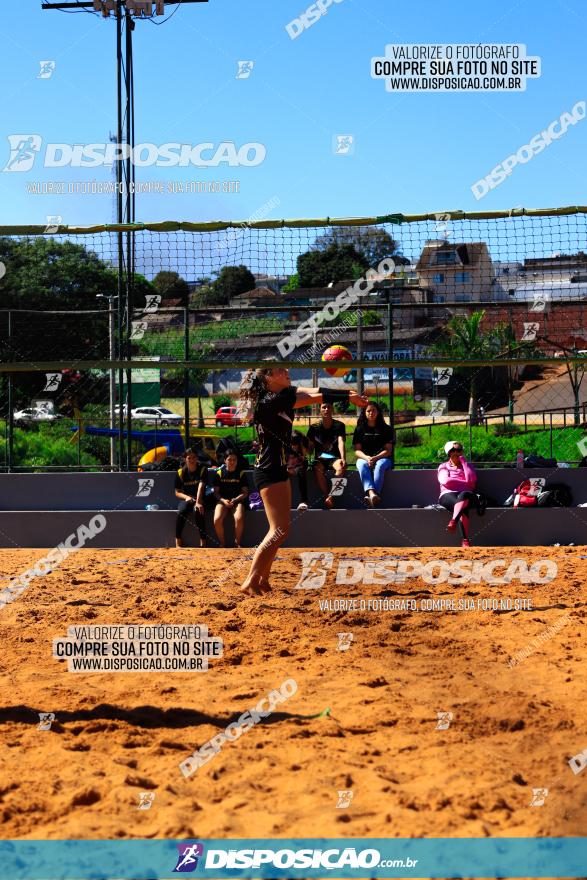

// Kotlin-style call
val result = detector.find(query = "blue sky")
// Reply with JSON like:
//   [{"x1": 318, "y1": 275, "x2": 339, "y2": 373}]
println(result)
[{"x1": 0, "y1": 0, "x2": 586, "y2": 227}]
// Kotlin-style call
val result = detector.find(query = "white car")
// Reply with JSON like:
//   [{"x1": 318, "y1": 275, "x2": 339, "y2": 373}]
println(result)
[
  {"x1": 130, "y1": 406, "x2": 183, "y2": 426},
  {"x1": 13, "y1": 407, "x2": 63, "y2": 424}
]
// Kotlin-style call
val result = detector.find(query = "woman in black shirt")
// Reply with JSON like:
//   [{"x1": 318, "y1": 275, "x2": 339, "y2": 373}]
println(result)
[
  {"x1": 174, "y1": 448, "x2": 208, "y2": 548},
  {"x1": 352, "y1": 401, "x2": 394, "y2": 507},
  {"x1": 238, "y1": 366, "x2": 367, "y2": 595}
]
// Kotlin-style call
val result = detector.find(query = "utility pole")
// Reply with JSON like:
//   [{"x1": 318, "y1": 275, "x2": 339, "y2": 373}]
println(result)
[
  {"x1": 41, "y1": 0, "x2": 209, "y2": 470},
  {"x1": 96, "y1": 295, "x2": 118, "y2": 468}
]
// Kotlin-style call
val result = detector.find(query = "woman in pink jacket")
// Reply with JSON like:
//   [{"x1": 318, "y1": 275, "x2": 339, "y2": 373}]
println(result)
[{"x1": 437, "y1": 441, "x2": 478, "y2": 547}]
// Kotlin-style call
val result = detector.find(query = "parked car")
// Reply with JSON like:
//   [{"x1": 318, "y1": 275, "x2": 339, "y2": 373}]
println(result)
[
  {"x1": 214, "y1": 406, "x2": 245, "y2": 427},
  {"x1": 13, "y1": 407, "x2": 63, "y2": 424},
  {"x1": 130, "y1": 406, "x2": 183, "y2": 426}
]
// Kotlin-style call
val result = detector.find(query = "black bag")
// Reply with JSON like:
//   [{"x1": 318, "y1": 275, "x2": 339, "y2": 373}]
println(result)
[
  {"x1": 524, "y1": 454, "x2": 558, "y2": 468},
  {"x1": 536, "y1": 482, "x2": 573, "y2": 507},
  {"x1": 476, "y1": 492, "x2": 488, "y2": 516}
]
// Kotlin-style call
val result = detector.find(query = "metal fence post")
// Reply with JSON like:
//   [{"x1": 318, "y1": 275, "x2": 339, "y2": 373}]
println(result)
[
  {"x1": 184, "y1": 307, "x2": 190, "y2": 445},
  {"x1": 7, "y1": 311, "x2": 13, "y2": 473}
]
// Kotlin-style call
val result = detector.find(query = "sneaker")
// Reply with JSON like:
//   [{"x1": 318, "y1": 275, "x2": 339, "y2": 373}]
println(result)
[
  {"x1": 446, "y1": 519, "x2": 457, "y2": 532},
  {"x1": 461, "y1": 538, "x2": 471, "y2": 548},
  {"x1": 297, "y1": 502, "x2": 308, "y2": 511}
]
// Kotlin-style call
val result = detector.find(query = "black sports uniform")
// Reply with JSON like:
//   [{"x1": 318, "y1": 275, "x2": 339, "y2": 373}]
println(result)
[
  {"x1": 253, "y1": 385, "x2": 297, "y2": 491},
  {"x1": 213, "y1": 464, "x2": 249, "y2": 506},
  {"x1": 307, "y1": 419, "x2": 346, "y2": 461},
  {"x1": 175, "y1": 463, "x2": 208, "y2": 541},
  {"x1": 352, "y1": 423, "x2": 394, "y2": 458}
]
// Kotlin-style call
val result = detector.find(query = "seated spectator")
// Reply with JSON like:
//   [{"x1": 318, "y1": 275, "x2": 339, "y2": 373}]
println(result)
[
  {"x1": 307, "y1": 402, "x2": 347, "y2": 509},
  {"x1": 213, "y1": 449, "x2": 249, "y2": 548},
  {"x1": 287, "y1": 431, "x2": 310, "y2": 511},
  {"x1": 175, "y1": 447, "x2": 208, "y2": 548},
  {"x1": 437, "y1": 440, "x2": 478, "y2": 548},
  {"x1": 353, "y1": 401, "x2": 394, "y2": 507}
]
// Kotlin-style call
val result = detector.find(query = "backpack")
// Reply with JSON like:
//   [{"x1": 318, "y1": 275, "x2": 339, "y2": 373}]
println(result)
[
  {"x1": 537, "y1": 482, "x2": 573, "y2": 508},
  {"x1": 504, "y1": 478, "x2": 545, "y2": 508},
  {"x1": 504, "y1": 479, "x2": 572, "y2": 508}
]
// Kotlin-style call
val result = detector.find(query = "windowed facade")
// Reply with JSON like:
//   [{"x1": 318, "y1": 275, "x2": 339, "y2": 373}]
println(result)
[{"x1": 435, "y1": 251, "x2": 458, "y2": 266}]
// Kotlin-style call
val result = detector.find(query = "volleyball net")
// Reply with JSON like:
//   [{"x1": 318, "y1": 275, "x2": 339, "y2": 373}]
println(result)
[{"x1": 1, "y1": 205, "x2": 587, "y2": 470}]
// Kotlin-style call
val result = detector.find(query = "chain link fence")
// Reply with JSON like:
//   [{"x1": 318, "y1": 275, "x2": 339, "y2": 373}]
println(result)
[{"x1": 1, "y1": 206, "x2": 587, "y2": 470}]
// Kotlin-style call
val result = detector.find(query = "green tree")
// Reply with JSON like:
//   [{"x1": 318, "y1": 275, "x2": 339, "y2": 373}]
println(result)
[
  {"x1": 297, "y1": 243, "x2": 368, "y2": 288},
  {"x1": 488, "y1": 322, "x2": 536, "y2": 420},
  {"x1": 210, "y1": 265, "x2": 256, "y2": 305},
  {"x1": 433, "y1": 310, "x2": 490, "y2": 424},
  {"x1": 282, "y1": 273, "x2": 299, "y2": 292},
  {"x1": 152, "y1": 270, "x2": 189, "y2": 307},
  {"x1": 311, "y1": 226, "x2": 403, "y2": 266}
]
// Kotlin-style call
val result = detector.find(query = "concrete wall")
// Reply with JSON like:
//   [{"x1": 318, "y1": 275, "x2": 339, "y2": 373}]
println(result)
[{"x1": 0, "y1": 468, "x2": 585, "y2": 548}]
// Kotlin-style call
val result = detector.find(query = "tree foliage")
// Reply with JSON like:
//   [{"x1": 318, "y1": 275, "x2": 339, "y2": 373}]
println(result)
[
  {"x1": 311, "y1": 226, "x2": 404, "y2": 267},
  {"x1": 297, "y1": 243, "x2": 369, "y2": 288}
]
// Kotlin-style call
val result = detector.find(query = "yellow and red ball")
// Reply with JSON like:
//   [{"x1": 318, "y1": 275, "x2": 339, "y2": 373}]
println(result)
[{"x1": 321, "y1": 344, "x2": 353, "y2": 377}]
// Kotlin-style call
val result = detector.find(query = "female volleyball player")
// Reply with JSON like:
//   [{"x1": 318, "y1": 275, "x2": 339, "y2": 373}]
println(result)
[
  {"x1": 213, "y1": 449, "x2": 249, "y2": 548},
  {"x1": 353, "y1": 401, "x2": 394, "y2": 507},
  {"x1": 174, "y1": 447, "x2": 208, "y2": 548},
  {"x1": 238, "y1": 366, "x2": 367, "y2": 595},
  {"x1": 437, "y1": 440, "x2": 478, "y2": 547}
]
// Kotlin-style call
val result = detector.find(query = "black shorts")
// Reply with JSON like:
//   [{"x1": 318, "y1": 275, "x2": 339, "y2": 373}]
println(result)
[
  {"x1": 253, "y1": 466, "x2": 288, "y2": 492},
  {"x1": 439, "y1": 490, "x2": 478, "y2": 512}
]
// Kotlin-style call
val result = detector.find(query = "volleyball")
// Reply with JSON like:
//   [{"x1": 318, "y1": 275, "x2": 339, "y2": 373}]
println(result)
[{"x1": 321, "y1": 344, "x2": 353, "y2": 377}]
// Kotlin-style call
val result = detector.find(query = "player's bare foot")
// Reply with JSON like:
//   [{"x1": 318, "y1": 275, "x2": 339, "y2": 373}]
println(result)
[{"x1": 240, "y1": 574, "x2": 271, "y2": 596}]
